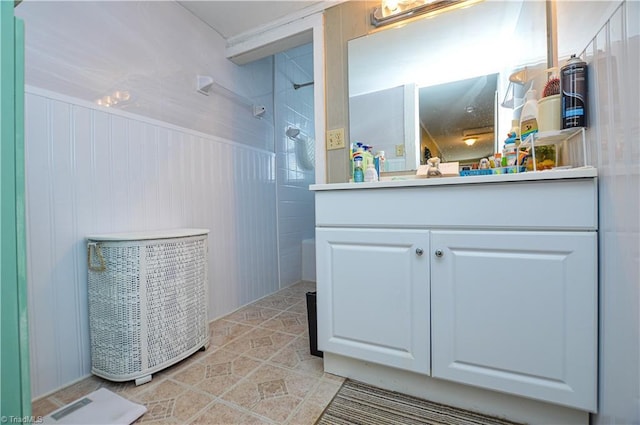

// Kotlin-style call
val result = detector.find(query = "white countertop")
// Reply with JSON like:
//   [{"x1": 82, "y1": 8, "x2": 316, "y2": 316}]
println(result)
[{"x1": 310, "y1": 167, "x2": 597, "y2": 191}]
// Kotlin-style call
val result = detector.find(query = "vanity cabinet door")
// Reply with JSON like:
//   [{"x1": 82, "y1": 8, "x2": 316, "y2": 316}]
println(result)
[
  {"x1": 316, "y1": 228, "x2": 430, "y2": 374},
  {"x1": 430, "y1": 230, "x2": 597, "y2": 412}
]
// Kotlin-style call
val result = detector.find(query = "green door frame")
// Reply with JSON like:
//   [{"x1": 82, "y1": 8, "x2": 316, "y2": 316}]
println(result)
[{"x1": 1, "y1": 0, "x2": 31, "y2": 418}]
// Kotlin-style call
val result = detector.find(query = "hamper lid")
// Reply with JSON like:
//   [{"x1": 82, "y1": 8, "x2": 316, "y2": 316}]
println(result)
[{"x1": 86, "y1": 228, "x2": 209, "y2": 241}]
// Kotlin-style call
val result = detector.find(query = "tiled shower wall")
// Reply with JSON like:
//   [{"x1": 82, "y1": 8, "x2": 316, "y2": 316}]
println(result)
[
  {"x1": 557, "y1": 1, "x2": 640, "y2": 423},
  {"x1": 274, "y1": 44, "x2": 316, "y2": 287},
  {"x1": 24, "y1": 90, "x2": 279, "y2": 399}
]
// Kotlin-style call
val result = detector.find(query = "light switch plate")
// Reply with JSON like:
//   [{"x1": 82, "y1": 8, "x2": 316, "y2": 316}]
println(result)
[
  {"x1": 395, "y1": 144, "x2": 405, "y2": 157},
  {"x1": 327, "y1": 128, "x2": 346, "y2": 150}
]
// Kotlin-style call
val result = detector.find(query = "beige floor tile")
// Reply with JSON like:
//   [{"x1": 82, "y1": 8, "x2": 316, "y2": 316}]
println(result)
[
  {"x1": 189, "y1": 401, "x2": 274, "y2": 425},
  {"x1": 137, "y1": 397, "x2": 180, "y2": 423},
  {"x1": 233, "y1": 363, "x2": 318, "y2": 400},
  {"x1": 195, "y1": 349, "x2": 262, "y2": 397},
  {"x1": 223, "y1": 363, "x2": 318, "y2": 423},
  {"x1": 209, "y1": 320, "x2": 255, "y2": 349},
  {"x1": 251, "y1": 394, "x2": 303, "y2": 423},
  {"x1": 306, "y1": 379, "x2": 342, "y2": 407},
  {"x1": 269, "y1": 336, "x2": 324, "y2": 376},
  {"x1": 260, "y1": 311, "x2": 308, "y2": 336},
  {"x1": 223, "y1": 377, "x2": 304, "y2": 423},
  {"x1": 49, "y1": 375, "x2": 103, "y2": 404},
  {"x1": 155, "y1": 348, "x2": 210, "y2": 380},
  {"x1": 171, "y1": 389, "x2": 214, "y2": 422},
  {"x1": 252, "y1": 295, "x2": 302, "y2": 311},
  {"x1": 200, "y1": 348, "x2": 263, "y2": 377},
  {"x1": 286, "y1": 301, "x2": 309, "y2": 315},
  {"x1": 224, "y1": 306, "x2": 282, "y2": 326},
  {"x1": 223, "y1": 328, "x2": 295, "y2": 360},
  {"x1": 321, "y1": 372, "x2": 345, "y2": 383},
  {"x1": 31, "y1": 397, "x2": 61, "y2": 417},
  {"x1": 285, "y1": 399, "x2": 326, "y2": 425},
  {"x1": 135, "y1": 379, "x2": 189, "y2": 404},
  {"x1": 171, "y1": 361, "x2": 207, "y2": 386}
]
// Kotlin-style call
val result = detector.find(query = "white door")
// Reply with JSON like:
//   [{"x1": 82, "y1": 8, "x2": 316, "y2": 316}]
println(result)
[
  {"x1": 431, "y1": 230, "x2": 597, "y2": 411},
  {"x1": 316, "y1": 228, "x2": 430, "y2": 374}
]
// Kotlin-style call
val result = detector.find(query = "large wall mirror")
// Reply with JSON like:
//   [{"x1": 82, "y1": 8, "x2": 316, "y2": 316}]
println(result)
[{"x1": 348, "y1": 0, "x2": 548, "y2": 172}]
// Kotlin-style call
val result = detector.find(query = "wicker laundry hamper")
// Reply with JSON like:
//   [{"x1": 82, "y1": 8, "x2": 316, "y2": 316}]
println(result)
[{"x1": 87, "y1": 229, "x2": 210, "y2": 385}]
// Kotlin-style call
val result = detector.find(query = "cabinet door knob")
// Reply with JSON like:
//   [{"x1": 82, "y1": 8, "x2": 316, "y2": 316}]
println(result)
[
  {"x1": 435, "y1": 249, "x2": 443, "y2": 258},
  {"x1": 415, "y1": 248, "x2": 424, "y2": 256}
]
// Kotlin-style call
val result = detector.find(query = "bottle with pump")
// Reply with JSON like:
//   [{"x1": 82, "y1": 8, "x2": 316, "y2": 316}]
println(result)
[
  {"x1": 364, "y1": 162, "x2": 378, "y2": 182},
  {"x1": 520, "y1": 88, "x2": 539, "y2": 144},
  {"x1": 353, "y1": 156, "x2": 364, "y2": 183}
]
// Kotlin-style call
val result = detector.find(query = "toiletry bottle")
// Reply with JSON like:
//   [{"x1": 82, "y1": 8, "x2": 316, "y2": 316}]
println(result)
[
  {"x1": 520, "y1": 89, "x2": 539, "y2": 143},
  {"x1": 503, "y1": 140, "x2": 517, "y2": 166},
  {"x1": 353, "y1": 156, "x2": 364, "y2": 183},
  {"x1": 362, "y1": 145, "x2": 374, "y2": 171},
  {"x1": 376, "y1": 150, "x2": 386, "y2": 174},
  {"x1": 364, "y1": 162, "x2": 378, "y2": 182},
  {"x1": 351, "y1": 143, "x2": 364, "y2": 180},
  {"x1": 510, "y1": 119, "x2": 520, "y2": 143}
]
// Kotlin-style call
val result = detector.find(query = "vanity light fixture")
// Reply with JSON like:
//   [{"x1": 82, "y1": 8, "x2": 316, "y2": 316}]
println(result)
[{"x1": 371, "y1": 0, "x2": 474, "y2": 27}]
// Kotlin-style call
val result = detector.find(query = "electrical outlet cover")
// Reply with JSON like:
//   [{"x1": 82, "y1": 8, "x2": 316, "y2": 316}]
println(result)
[{"x1": 327, "y1": 128, "x2": 345, "y2": 150}]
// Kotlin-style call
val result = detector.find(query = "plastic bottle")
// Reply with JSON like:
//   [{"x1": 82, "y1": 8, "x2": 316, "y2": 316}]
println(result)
[
  {"x1": 503, "y1": 140, "x2": 517, "y2": 166},
  {"x1": 364, "y1": 163, "x2": 378, "y2": 182},
  {"x1": 353, "y1": 156, "x2": 364, "y2": 183},
  {"x1": 374, "y1": 150, "x2": 385, "y2": 176},
  {"x1": 351, "y1": 143, "x2": 364, "y2": 180},
  {"x1": 510, "y1": 119, "x2": 520, "y2": 143},
  {"x1": 362, "y1": 145, "x2": 374, "y2": 172},
  {"x1": 520, "y1": 89, "x2": 539, "y2": 143}
]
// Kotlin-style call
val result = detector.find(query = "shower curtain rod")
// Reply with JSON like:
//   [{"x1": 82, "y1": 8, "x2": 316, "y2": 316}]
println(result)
[{"x1": 293, "y1": 81, "x2": 314, "y2": 90}]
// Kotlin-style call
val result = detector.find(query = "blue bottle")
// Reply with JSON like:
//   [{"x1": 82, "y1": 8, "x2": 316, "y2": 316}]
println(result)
[{"x1": 353, "y1": 156, "x2": 364, "y2": 183}]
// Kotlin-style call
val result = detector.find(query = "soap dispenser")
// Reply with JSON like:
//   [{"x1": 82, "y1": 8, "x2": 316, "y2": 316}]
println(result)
[{"x1": 364, "y1": 162, "x2": 378, "y2": 182}]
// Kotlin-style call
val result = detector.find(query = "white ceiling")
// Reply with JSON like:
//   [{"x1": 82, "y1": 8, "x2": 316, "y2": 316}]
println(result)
[{"x1": 177, "y1": 1, "x2": 324, "y2": 40}]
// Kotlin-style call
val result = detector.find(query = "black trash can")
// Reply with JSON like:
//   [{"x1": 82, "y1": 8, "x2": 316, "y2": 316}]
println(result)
[{"x1": 306, "y1": 291, "x2": 323, "y2": 357}]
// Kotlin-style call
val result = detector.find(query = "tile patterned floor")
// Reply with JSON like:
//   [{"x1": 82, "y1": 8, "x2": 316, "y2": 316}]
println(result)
[{"x1": 32, "y1": 281, "x2": 343, "y2": 424}]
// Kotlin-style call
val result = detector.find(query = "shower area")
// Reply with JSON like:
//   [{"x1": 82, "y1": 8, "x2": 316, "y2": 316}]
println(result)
[{"x1": 274, "y1": 43, "x2": 316, "y2": 287}]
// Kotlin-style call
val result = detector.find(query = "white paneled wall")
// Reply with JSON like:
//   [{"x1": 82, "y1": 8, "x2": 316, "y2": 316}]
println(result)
[
  {"x1": 274, "y1": 44, "x2": 316, "y2": 287},
  {"x1": 557, "y1": 1, "x2": 640, "y2": 423},
  {"x1": 14, "y1": 1, "x2": 275, "y2": 152},
  {"x1": 25, "y1": 90, "x2": 278, "y2": 398}
]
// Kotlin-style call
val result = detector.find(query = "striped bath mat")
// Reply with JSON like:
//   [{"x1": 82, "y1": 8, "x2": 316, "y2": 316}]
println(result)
[{"x1": 316, "y1": 379, "x2": 525, "y2": 425}]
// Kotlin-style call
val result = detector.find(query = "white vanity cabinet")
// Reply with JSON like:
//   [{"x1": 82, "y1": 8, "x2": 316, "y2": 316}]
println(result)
[
  {"x1": 316, "y1": 227, "x2": 430, "y2": 374},
  {"x1": 311, "y1": 170, "x2": 598, "y2": 415},
  {"x1": 430, "y1": 230, "x2": 597, "y2": 411}
]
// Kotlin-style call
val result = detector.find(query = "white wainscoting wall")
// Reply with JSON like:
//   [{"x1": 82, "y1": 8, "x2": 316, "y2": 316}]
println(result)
[{"x1": 24, "y1": 88, "x2": 279, "y2": 399}]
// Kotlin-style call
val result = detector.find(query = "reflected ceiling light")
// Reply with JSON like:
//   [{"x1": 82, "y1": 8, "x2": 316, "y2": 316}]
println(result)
[
  {"x1": 463, "y1": 137, "x2": 477, "y2": 146},
  {"x1": 371, "y1": 0, "x2": 472, "y2": 27},
  {"x1": 96, "y1": 90, "x2": 131, "y2": 108}
]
